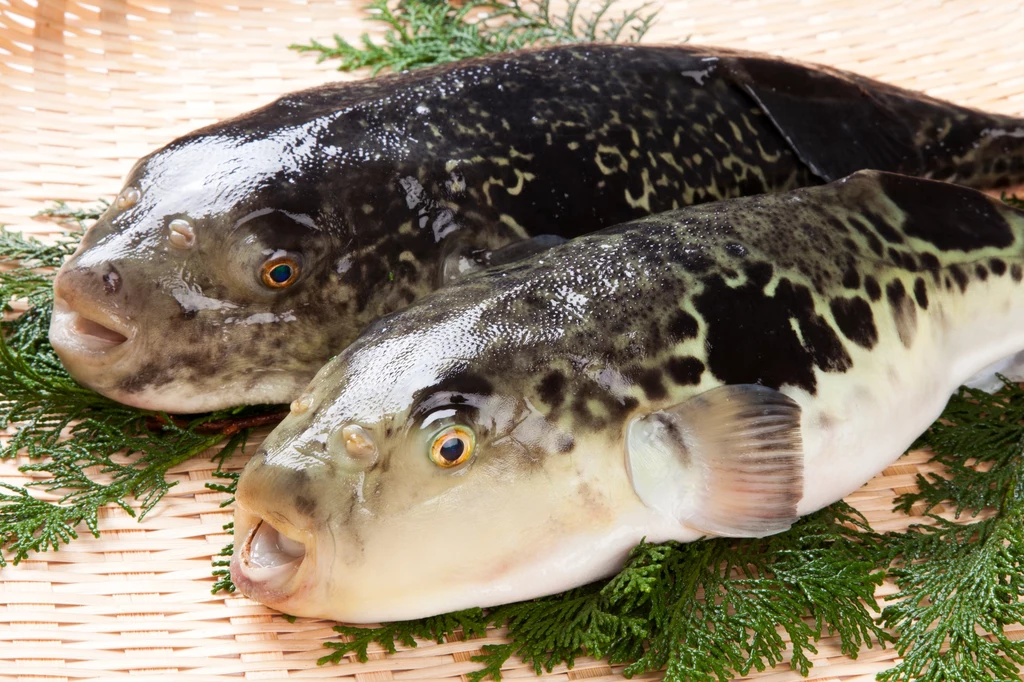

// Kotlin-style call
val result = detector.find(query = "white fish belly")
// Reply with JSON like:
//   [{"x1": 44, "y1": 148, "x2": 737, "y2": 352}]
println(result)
[{"x1": 796, "y1": 273, "x2": 1024, "y2": 514}]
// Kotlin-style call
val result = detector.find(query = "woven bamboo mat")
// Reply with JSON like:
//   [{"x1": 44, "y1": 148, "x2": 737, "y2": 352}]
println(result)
[{"x1": 2, "y1": 0, "x2": 1024, "y2": 679}]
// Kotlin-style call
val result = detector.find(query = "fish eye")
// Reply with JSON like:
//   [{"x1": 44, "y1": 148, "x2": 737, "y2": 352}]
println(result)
[
  {"x1": 429, "y1": 426, "x2": 475, "y2": 468},
  {"x1": 261, "y1": 256, "x2": 300, "y2": 289}
]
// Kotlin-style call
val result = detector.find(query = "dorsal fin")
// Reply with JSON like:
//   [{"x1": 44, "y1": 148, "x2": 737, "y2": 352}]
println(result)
[{"x1": 722, "y1": 57, "x2": 923, "y2": 182}]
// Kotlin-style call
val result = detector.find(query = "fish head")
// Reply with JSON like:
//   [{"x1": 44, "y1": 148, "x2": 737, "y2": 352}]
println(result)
[
  {"x1": 231, "y1": 287, "x2": 639, "y2": 622},
  {"x1": 49, "y1": 126, "x2": 348, "y2": 412}
]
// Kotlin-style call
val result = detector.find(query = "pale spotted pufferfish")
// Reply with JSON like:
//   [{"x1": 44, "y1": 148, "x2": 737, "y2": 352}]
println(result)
[{"x1": 231, "y1": 170, "x2": 1024, "y2": 622}]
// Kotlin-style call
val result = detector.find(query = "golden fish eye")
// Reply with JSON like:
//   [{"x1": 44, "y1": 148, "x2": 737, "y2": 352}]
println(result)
[
  {"x1": 261, "y1": 256, "x2": 300, "y2": 289},
  {"x1": 429, "y1": 426, "x2": 475, "y2": 468}
]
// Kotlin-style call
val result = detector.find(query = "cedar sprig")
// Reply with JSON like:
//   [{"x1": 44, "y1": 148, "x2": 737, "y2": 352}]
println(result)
[
  {"x1": 35, "y1": 199, "x2": 109, "y2": 226},
  {"x1": 290, "y1": 0, "x2": 658, "y2": 75},
  {"x1": 321, "y1": 608, "x2": 491, "y2": 664}
]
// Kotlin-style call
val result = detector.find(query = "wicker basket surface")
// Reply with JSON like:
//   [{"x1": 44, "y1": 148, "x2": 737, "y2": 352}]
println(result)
[{"x1": 2, "y1": 0, "x2": 1024, "y2": 680}]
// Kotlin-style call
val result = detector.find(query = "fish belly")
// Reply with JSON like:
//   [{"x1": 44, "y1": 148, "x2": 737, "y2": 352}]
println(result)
[{"x1": 797, "y1": 270, "x2": 1024, "y2": 514}]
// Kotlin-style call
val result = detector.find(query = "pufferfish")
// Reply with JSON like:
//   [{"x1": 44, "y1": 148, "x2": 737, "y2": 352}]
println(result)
[
  {"x1": 230, "y1": 170, "x2": 1024, "y2": 622},
  {"x1": 49, "y1": 43, "x2": 1024, "y2": 413}
]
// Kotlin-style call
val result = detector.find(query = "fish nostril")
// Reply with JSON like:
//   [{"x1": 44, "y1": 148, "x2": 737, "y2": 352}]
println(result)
[
  {"x1": 168, "y1": 218, "x2": 196, "y2": 249},
  {"x1": 342, "y1": 424, "x2": 378, "y2": 461},
  {"x1": 102, "y1": 268, "x2": 122, "y2": 295}
]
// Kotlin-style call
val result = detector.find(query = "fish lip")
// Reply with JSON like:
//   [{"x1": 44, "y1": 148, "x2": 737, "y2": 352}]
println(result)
[
  {"x1": 49, "y1": 294, "x2": 134, "y2": 357},
  {"x1": 231, "y1": 507, "x2": 317, "y2": 609}
]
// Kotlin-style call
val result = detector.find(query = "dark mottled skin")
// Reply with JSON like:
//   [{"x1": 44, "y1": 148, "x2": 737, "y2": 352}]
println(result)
[
  {"x1": 245, "y1": 170, "x2": 1024, "y2": 539},
  {"x1": 54, "y1": 44, "x2": 1024, "y2": 411}
]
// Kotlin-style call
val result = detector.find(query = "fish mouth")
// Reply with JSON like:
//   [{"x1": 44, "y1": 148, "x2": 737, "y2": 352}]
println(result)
[
  {"x1": 231, "y1": 509, "x2": 313, "y2": 606},
  {"x1": 50, "y1": 294, "x2": 132, "y2": 355}
]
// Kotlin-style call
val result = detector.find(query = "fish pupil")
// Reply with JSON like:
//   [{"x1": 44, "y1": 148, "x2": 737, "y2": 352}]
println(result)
[
  {"x1": 439, "y1": 437, "x2": 464, "y2": 462},
  {"x1": 269, "y1": 264, "x2": 292, "y2": 283}
]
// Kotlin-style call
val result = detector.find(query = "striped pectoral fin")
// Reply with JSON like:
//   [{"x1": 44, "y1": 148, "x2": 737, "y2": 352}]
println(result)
[{"x1": 626, "y1": 384, "x2": 804, "y2": 538}]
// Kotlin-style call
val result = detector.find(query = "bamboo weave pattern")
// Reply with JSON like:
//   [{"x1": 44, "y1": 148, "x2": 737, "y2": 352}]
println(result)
[{"x1": 2, "y1": 1, "x2": 1024, "y2": 679}]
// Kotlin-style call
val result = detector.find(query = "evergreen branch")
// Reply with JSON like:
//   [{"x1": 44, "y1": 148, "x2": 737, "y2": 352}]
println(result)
[
  {"x1": 211, "y1": 533, "x2": 236, "y2": 594},
  {"x1": 36, "y1": 199, "x2": 109, "y2": 227},
  {"x1": 0, "y1": 227, "x2": 82, "y2": 273},
  {"x1": 468, "y1": 643, "x2": 517, "y2": 682},
  {"x1": 899, "y1": 379, "x2": 1024, "y2": 517},
  {"x1": 290, "y1": 0, "x2": 659, "y2": 75},
  {"x1": 208, "y1": 463, "x2": 241, "y2": 595},
  {"x1": 0, "y1": 428, "x2": 225, "y2": 566},
  {"x1": 878, "y1": 381, "x2": 1024, "y2": 682},
  {"x1": 319, "y1": 608, "x2": 490, "y2": 664},
  {"x1": 879, "y1": 512, "x2": 1024, "y2": 682},
  {"x1": 0, "y1": 303, "x2": 272, "y2": 567}
]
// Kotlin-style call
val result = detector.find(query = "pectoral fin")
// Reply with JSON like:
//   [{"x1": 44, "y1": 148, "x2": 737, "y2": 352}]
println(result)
[
  {"x1": 626, "y1": 384, "x2": 803, "y2": 537},
  {"x1": 438, "y1": 235, "x2": 568, "y2": 285},
  {"x1": 486, "y1": 234, "x2": 568, "y2": 266},
  {"x1": 724, "y1": 57, "x2": 922, "y2": 181}
]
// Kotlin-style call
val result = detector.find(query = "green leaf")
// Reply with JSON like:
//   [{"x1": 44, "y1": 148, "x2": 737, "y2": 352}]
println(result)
[
  {"x1": 290, "y1": 0, "x2": 659, "y2": 75},
  {"x1": 318, "y1": 608, "x2": 491, "y2": 665},
  {"x1": 879, "y1": 514, "x2": 1024, "y2": 682},
  {"x1": 35, "y1": 199, "x2": 109, "y2": 226},
  {"x1": 468, "y1": 643, "x2": 516, "y2": 682}
]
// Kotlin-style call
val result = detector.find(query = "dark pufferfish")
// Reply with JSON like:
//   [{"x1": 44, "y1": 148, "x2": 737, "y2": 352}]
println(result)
[{"x1": 50, "y1": 43, "x2": 1024, "y2": 412}]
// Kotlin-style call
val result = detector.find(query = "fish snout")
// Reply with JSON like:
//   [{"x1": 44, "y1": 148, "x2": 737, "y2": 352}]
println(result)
[
  {"x1": 231, "y1": 433, "x2": 365, "y2": 611},
  {"x1": 101, "y1": 267, "x2": 122, "y2": 295},
  {"x1": 231, "y1": 458, "x2": 325, "y2": 611},
  {"x1": 50, "y1": 263, "x2": 134, "y2": 360},
  {"x1": 231, "y1": 505, "x2": 316, "y2": 609},
  {"x1": 55, "y1": 260, "x2": 125, "y2": 302}
]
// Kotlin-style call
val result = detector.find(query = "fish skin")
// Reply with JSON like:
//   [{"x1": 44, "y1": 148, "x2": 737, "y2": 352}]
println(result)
[
  {"x1": 232, "y1": 171, "x2": 1024, "y2": 622},
  {"x1": 50, "y1": 44, "x2": 1024, "y2": 413}
]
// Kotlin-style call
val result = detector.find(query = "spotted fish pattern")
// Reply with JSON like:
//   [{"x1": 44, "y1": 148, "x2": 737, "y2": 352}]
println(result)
[
  {"x1": 328, "y1": 170, "x2": 1024, "y2": 432},
  {"x1": 232, "y1": 171, "x2": 1024, "y2": 622},
  {"x1": 51, "y1": 44, "x2": 1024, "y2": 413}
]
